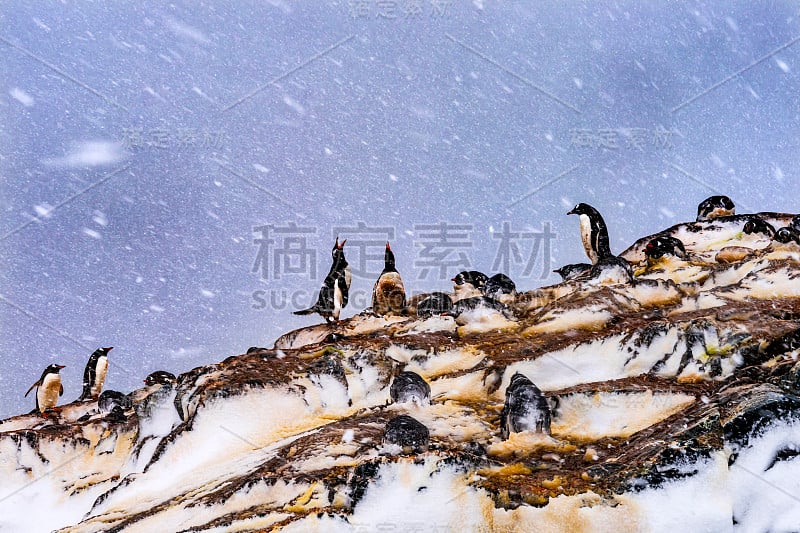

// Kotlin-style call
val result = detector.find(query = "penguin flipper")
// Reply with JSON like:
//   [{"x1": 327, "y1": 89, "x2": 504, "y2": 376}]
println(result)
[
  {"x1": 293, "y1": 308, "x2": 317, "y2": 316},
  {"x1": 24, "y1": 380, "x2": 40, "y2": 397},
  {"x1": 60, "y1": 383, "x2": 64, "y2": 396}
]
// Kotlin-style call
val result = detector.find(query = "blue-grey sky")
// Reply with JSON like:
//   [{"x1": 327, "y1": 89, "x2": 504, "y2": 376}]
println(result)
[{"x1": 1, "y1": 1, "x2": 798, "y2": 418}]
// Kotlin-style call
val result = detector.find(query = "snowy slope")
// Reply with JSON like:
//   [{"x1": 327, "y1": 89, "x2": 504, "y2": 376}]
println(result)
[{"x1": 1, "y1": 213, "x2": 800, "y2": 532}]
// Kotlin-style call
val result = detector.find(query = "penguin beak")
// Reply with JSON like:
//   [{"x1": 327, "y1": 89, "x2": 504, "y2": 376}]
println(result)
[
  {"x1": 567, "y1": 207, "x2": 577, "y2": 215},
  {"x1": 104, "y1": 347, "x2": 114, "y2": 352},
  {"x1": 386, "y1": 241, "x2": 391, "y2": 250},
  {"x1": 56, "y1": 364, "x2": 65, "y2": 369},
  {"x1": 338, "y1": 239, "x2": 346, "y2": 249}
]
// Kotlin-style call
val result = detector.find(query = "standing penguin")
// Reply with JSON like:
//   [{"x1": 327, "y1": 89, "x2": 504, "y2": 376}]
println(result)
[
  {"x1": 79, "y1": 347, "x2": 113, "y2": 401},
  {"x1": 500, "y1": 372, "x2": 551, "y2": 439},
  {"x1": 294, "y1": 238, "x2": 350, "y2": 322},
  {"x1": 25, "y1": 363, "x2": 65, "y2": 413},
  {"x1": 372, "y1": 242, "x2": 406, "y2": 315},
  {"x1": 567, "y1": 203, "x2": 612, "y2": 264}
]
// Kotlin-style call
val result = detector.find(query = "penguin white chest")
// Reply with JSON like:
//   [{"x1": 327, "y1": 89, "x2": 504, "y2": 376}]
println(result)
[
  {"x1": 92, "y1": 356, "x2": 108, "y2": 397},
  {"x1": 333, "y1": 282, "x2": 343, "y2": 320},
  {"x1": 38, "y1": 373, "x2": 62, "y2": 411},
  {"x1": 579, "y1": 214, "x2": 596, "y2": 263}
]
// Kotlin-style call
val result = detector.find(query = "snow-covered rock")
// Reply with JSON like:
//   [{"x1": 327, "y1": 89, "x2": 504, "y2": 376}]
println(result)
[{"x1": 2, "y1": 213, "x2": 800, "y2": 532}]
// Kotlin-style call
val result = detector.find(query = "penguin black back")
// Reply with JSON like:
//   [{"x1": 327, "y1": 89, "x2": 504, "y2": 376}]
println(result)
[
  {"x1": 483, "y1": 273, "x2": 516, "y2": 299},
  {"x1": 775, "y1": 226, "x2": 800, "y2": 244},
  {"x1": 389, "y1": 371, "x2": 431, "y2": 406},
  {"x1": 645, "y1": 236, "x2": 687, "y2": 261},
  {"x1": 696, "y1": 195, "x2": 735, "y2": 222},
  {"x1": 383, "y1": 414, "x2": 430, "y2": 453},
  {"x1": 567, "y1": 203, "x2": 612, "y2": 263},
  {"x1": 500, "y1": 372, "x2": 551, "y2": 439},
  {"x1": 743, "y1": 217, "x2": 775, "y2": 238},
  {"x1": 80, "y1": 347, "x2": 112, "y2": 401},
  {"x1": 416, "y1": 292, "x2": 454, "y2": 317}
]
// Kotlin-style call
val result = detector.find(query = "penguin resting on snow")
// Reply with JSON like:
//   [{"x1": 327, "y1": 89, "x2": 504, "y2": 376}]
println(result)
[
  {"x1": 390, "y1": 371, "x2": 431, "y2": 406},
  {"x1": 696, "y1": 195, "x2": 735, "y2": 222},
  {"x1": 79, "y1": 346, "x2": 113, "y2": 401},
  {"x1": 452, "y1": 270, "x2": 488, "y2": 301},
  {"x1": 25, "y1": 363, "x2": 65, "y2": 413},
  {"x1": 372, "y1": 242, "x2": 406, "y2": 315},
  {"x1": 500, "y1": 372, "x2": 551, "y2": 439}
]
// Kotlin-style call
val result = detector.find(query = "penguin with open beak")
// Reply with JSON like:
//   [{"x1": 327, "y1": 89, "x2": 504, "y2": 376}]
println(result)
[
  {"x1": 294, "y1": 238, "x2": 350, "y2": 322},
  {"x1": 372, "y1": 242, "x2": 406, "y2": 316}
]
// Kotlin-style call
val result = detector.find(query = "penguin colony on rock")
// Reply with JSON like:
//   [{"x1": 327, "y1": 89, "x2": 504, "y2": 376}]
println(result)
[{"x1": 21, "y1": 195, "x2": 800, "y2": 450}]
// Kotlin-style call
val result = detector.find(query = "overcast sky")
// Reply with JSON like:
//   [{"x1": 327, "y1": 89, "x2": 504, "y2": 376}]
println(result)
[{"x1": 1, "y1": 1, "x2": 798, "y2": 418}]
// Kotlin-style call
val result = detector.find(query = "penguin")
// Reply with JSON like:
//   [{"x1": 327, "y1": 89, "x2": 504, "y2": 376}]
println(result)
[
  {"x1": 443, "y1": 296, "x2": 514, "y2": 325},
  {"x1": 372, "y1": 242, "x2": 406, "y2": 315},
  {"x1": 144, "y1": 370, "x2": 177, "y2": 387},
  {"x1": 383, "y1": 414, "x2": 430, "y2": 453},
  {"x1": 775, "y1": 226, "x2": 800, "y2": 245},
  {"x1": 79, "y1": 347, "x2": 112, "y2": 401},
  {"x1": 415, "y1": 292, "x2": 454, "y2": 317},
  {"x1": 294, "y1": 238, "x2": 350, "y2": 322},
  {"x1": 452, "y1": 270, "x2": 488, "y2": 301},
  {"x1": 588, "y1": 255, "x2": 633, "y2": 284},
  {"x1": 742, "y1": 217, "x2": 776, "y2": 239},
  {"x1": 25, "y1": 363, "x2": 65, "y2": 413},
  {"x1": 500, "y1": 372, "x2": 551, "y2": 440},
  {"x1": 696, "y1": 195, "x2": 735, "y2": 222},
  {"x1": 553, "y1": 263, "x2": 592, "y2": 281},
  {"x1": 483, "y1": 273, "x2": 516, "y2": 304},
  {"x1": 389, "y1": 371, "x2": 431, "y2": 406},
  {"x1": 98, "y1": 390, "x2": 133, "y2": 413},
  {"x1": 567, "y1": 203, "x2": 612, "y2": 264},
  {"x1": 644, "y1": 236, "x2": 687, "y2": 263},
  {"x1": 791, "y1": 215, "x2": 800, "y2": 232}
]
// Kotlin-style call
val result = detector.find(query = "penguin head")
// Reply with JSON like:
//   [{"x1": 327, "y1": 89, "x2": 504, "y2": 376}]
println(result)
[
  {"x1": 696, "y1": 195, "x2": 735, "y2": 222},
  {"x1": 43, "y1": 364, "x2": 65, "y2": 377},
  {"x1": 645, "y1": 236, "x2": 687, "y2": 262},
  {"x1": 451, "y1": 270, "x2": 488, "y2": 289},
  {"x1": 332, "y1": 237, "x2": 348, "y2": 267},
  {"x1": 383, "y1": 242, "x2": 396, "y2": 271},
  {"x1": 775, "y1": 227, "x2": 800, "y2": 244},
  {"x1": 790, "y1": 215, "x2": 800, "y2": 232},
  {"x1": 742, "y1": 217, "x2": 775, "y2": 238},
  {"x1": 567, "y1": 203, "x2": 597, "y2": 217},
  {"x1": 508, "y1": 372, "x2": 532, "y2": 389},
  {"x1": 553, "y1": 263, "x2": 591, "y2": 281}
]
